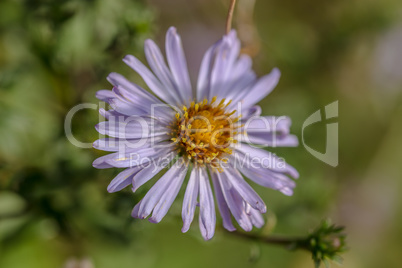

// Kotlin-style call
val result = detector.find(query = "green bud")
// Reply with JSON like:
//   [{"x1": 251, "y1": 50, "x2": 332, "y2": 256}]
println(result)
[{"x1": 302, "y1": 220, "x2": 348, "y2": 268}]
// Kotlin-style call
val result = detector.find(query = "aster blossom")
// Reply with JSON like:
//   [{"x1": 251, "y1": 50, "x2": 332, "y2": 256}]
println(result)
[{"x1": 93, "y1": 27, "x2": 299, "y2": 240}]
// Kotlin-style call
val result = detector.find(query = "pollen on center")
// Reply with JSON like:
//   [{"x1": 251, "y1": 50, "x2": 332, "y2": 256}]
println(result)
[{"x1": 169, "y1": 97, "x2": 242, "y2": 170}]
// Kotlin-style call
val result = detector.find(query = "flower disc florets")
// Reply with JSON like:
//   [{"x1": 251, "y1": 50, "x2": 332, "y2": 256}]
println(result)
[{"x1": 169, "y1": 96, "x2": 241, "y2": 170}]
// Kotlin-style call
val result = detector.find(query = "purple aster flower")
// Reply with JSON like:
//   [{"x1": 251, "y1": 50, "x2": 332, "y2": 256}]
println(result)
[{"x1": 93, "y1": 27, "x2": 299, "y2": 240}]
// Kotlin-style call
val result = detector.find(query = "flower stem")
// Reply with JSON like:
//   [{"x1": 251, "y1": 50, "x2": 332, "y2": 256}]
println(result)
[
  {"x1": 227, "y1": 230, "x2": 307, "y2": 250},
  {"x1": 225, "y1": 220, "x2": 348, "y2": 268},
  {"x1": 225, "y1": 0, "x2": 237, "y2": 34}
]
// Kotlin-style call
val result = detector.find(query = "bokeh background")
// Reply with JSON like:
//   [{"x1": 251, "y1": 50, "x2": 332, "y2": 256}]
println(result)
[{"x1": 1, "y1": 0, "x2": 402, "y2": 267}]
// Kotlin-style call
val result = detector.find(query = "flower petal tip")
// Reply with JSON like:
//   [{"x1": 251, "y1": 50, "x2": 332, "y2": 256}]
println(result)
[
  {"x1": 148, "y1": 217, "x2": 159, "y2": 224},
  {"x1": 272, "y1": 67, "x2": 281, "y2": 76},
  {"x1": 280, "y1": 187, "x2": 294, "y2": 196},
  {"x1": 106, "y1": 187, "x2": 116, "y2": 193},
  {"x1": 224, "y1": 226, "x2": 236, "y2": 232},
  {"x1": 202, "y1": 234, "x2": 214, "y2": 241},
  {"x1": 259, "y1": 205, "x2": 267, "y2": 214},
  {"x1": 167, "y1": 26, "x2": 177, "y2": 34},
  {"x1": 122, "y1": 54, "x2": 135, "y2": 64},
  {"x1": 144, "y1": 39, "x2": 153, "y2": 46},
  {"x1": 181, "y1": 226, "x2": 190, "y2": 233}
]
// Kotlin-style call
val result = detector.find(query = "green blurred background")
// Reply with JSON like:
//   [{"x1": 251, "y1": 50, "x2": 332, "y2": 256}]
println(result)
[{"x1": 1, "y1": 0, "x2": 402, "y2": 267}]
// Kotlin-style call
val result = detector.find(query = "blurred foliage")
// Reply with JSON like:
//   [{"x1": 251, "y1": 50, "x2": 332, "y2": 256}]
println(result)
[
  {"x1": 0, "y1": 0, "x2": 401, "y2": 267},
  {"x1": 0, "y1": 0, "x2": 154, "y2": 267}
]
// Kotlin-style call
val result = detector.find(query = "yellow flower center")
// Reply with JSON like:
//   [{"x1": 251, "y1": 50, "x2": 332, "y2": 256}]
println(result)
[{"x1": 170, "y1": 97, "x2": 241, "y2": 170}]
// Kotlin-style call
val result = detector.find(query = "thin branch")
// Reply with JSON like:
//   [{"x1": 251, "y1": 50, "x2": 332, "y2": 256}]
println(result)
[
  {"x1": 224, "y1": 221, "x2": 348, "y2": 268},
  {"x1": 225, "y1": 0, "x2": 237, "y2": 34},
  {"x1": 226, "y1": 230, "x2": 307, "y2": 249}
]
